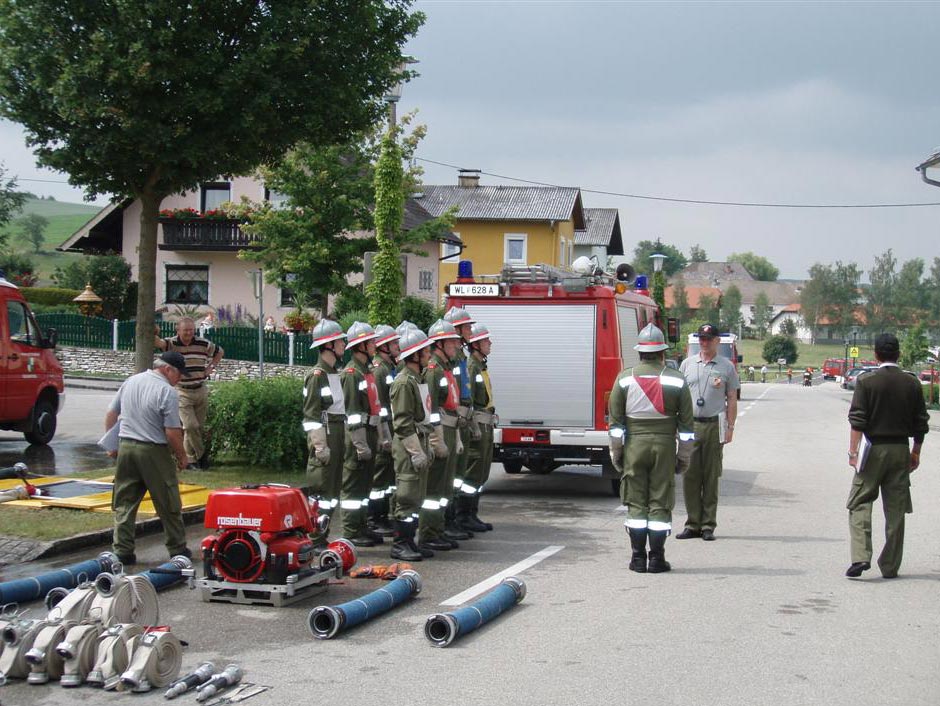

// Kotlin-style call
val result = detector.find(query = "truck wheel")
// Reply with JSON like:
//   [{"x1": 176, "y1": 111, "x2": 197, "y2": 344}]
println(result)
[
  {"x1": 503, "y1": 459, "x2": 523, "y2": 474},
  {"x1": 24, "y1": 398, "x2": 57, "y2": 445},
  {"x1": 527, "y1": 459, "x2": 556, "y2": 475}
]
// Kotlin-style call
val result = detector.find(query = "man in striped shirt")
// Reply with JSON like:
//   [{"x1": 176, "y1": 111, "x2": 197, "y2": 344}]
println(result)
[{"x1": 154, "y1": 317, "x2": 224, "y2": 469}]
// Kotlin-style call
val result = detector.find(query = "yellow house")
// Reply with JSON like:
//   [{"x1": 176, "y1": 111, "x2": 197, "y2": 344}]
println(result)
[{"x1": 414, "y1": 170, "x2": 586, "y2": 299}]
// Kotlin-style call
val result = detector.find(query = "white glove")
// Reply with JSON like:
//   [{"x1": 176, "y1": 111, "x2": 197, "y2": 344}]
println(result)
[
  {"x1": 307, "y1": 427, "x2": 330, "y2": 464},
  {"x1": 402, "y1": 433, "x2": 429, "y2": 472}
]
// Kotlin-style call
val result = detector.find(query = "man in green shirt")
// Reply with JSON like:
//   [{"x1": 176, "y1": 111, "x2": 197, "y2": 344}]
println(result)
[{"x1": 609, "y1": 324, "x2": 694, "y2": 573}]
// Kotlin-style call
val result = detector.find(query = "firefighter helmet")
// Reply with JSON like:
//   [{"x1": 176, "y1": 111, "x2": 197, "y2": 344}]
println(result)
[
  {"x1": 398, "y1": 328, "x2": 433, "y2": 361},
  {"x1": 467, "y1": 323, "x2": 491, "y2": 344},
  {"x1": 310, "y1": 319, "x2": 346, "y2": 348},
  {"x1": 396, "y1": 320, "x2": 418, "y2": 337},
  {"x1": 633, "y1": 323, "x2": 669, "y2": 353},
  {"x1": 443, "y1": 306, "x2": 475, "y2": 327},
  {"x1": 428, "y1": 319, "x2": 462, "y2": 342},
  {"x1": 346, "y1": 321, "x2": 378, "y2": 347},
  {"x1": 374, "y1": 324, "x2": 399, "y2": 347}
]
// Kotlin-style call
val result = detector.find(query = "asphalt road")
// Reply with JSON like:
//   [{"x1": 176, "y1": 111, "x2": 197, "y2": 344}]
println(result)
[{"x1": 3, "y1": 381, "x2": 939, "y2": 705}]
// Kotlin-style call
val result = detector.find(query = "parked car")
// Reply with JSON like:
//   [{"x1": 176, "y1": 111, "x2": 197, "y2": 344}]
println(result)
[
  {"x1": 0, "y1": 274, "x2": 65, "y2": 444},
  {"x1": 918, "y1": 369, "x2": 939, "y2": 384},
  {"x1": 842, "y1": 366, "x2": 877, "y2": 390}
]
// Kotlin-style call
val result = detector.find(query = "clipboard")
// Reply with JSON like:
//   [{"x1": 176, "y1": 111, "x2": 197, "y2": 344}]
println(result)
[
  {"x1": 98, "y1": 423, "x2": 121, "y2": 453},
  {"x1": 856, "y1": 436, "x2": 871, "y2": 474}
]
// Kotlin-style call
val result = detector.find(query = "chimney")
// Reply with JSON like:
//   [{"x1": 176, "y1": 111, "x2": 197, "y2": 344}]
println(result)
[{"x1": 458, "y1": 169, "x2": 481, "y2": 188}]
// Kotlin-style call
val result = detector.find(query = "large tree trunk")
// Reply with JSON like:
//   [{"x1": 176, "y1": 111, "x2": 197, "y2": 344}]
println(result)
[{"x1": 134, "y1": 190, "x2": 163, "y2": 372}]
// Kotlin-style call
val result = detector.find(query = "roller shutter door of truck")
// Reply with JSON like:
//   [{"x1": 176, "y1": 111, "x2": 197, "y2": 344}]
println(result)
[{"x1": 465, "y1": 304, "x2": 595, "y2": 428}]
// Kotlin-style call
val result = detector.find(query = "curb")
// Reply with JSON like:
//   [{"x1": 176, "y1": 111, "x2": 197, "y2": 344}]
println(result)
[
  {"x1": 65, "y1": 376, "x2": 124, "y2": 391},
  {"x1": 33, "y1": 507, "x2": 207, "y2": 561}
]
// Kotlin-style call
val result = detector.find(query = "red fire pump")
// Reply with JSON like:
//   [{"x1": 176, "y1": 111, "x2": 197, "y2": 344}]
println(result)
[{"x1": 189, "y1": 484, "x2": 356, "y2": 607}]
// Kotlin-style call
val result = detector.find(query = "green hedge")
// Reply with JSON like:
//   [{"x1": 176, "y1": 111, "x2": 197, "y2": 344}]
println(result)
[
  {"x1": 206, "y1": 376, "x2": 306, "y2": 470},
  {"x1": 21, "y1": 287, "x2": 82, "y2": 306}
]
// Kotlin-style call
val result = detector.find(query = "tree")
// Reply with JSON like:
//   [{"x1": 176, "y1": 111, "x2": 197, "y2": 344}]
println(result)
[
  {"x1": 52, "y1": 254, "x2": 135, "y2": 318},
  {"x1": 763, "y1": 335, "x2": 798, "y2": 365},
  {"x1": 751, "y1": 291, "x2": 771, "y2": 339},
  {"x1": 689, "y1": 244, "x2": 708, "y2": 263},
  {"x1": 866, "y1": 249, "x2": 897, "y2": 335},
  {"x1": 631, "y1": 238, "x2": 688, "y2": 277},
  {"x1": 900, "y1": 323, "x2": 928, "y2": 369},
  {"x1": 800, "y1": 261, "x2": 860, "y2": 341},
  {"x1": 728, "y1": 251, "x2": 779, "y2": 281},
  {"x1": 367, "y1": 129, "x2": 405, "y2": 325},
  {"x1": 0, "y1": 1, "x2": 423, "y2": 372},
  {"x1": 780, "y1": 318, "x2": 798, "y2": 338},
  {"x1": 697, "y1": 292, "x2": 720, "y2": 326},
  {"x1": 13, "y1": 213, "x2": 48, "y2": 253},
  {"x1": 670, "y1": 278, "x2": 690, "y2": 323},
  {"x1": 894, "y1": 258, "x2": 927, "y2": 326},
  {"x1": 0, "y1": 164, "x2": 25, "y2": 249},
  {"x1": 721, "y1": 284, "x2": 742, "y2": 332}
]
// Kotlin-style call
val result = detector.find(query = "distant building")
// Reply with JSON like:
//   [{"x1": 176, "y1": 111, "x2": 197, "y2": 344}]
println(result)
[{"x1": 573, "y1": 208, "x2": 624, "y2": 264}]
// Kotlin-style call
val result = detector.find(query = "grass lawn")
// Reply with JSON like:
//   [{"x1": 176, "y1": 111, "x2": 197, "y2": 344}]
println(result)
[
  {"x1": 0, "y1": 461, "x2": 301, "y2": 543},
  {"x1": 738, "y1": 338, "x2": 875, "y2": 370}
]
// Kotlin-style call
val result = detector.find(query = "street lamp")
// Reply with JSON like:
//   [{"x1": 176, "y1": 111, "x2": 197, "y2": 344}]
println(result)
[
  {"x1": 384, "y1": 57, "x2": 417, "y2": 131},
  {"x1": 248, "y1": 269, "x2": 264, "y2": 379},
  {"x1": 73, "y1": 283, "x2": 102, "y2": 317}
]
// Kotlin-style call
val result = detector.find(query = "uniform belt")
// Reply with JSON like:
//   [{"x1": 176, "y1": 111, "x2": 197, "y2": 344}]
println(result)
[
  {"x1": 440, "y1": 412, "x2": 459, "y2": 428},
  {"x1": 324, "y1": 413, "x2": 346, "y2": 423},
  {"x1": 456, "y1": 405, "x2": 473, "y2": 419},
  {"x1": 472, "y1": 411, "x2": 496, "y2": 425},
  {"x1": 694, "y1": 416, "x2": 719, "y2": 423},
  {"x1": 179, "y1": 382, "x2": 205, "y2": 390},
  {"x1": 119, "y1": 438, "x2": 167, "y2": 447}
]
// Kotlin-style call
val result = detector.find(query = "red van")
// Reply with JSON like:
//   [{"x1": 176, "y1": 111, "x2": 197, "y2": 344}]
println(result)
[{"x1": 0, "y1": 275, "x2": 65, "y2": 444}]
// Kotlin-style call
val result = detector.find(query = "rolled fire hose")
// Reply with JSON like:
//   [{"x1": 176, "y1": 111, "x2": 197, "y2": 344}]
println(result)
[
  {"x1": 89, "y1": 573, "x2": 160, "y2": 627},
  {"x1": 0, "y1": 551, "x2": 117, "y2": 606},
  {"x1": 424, "y1": 577, "x2": 526, "y2": 648},
  {"x1": 86, "y1": 622, "x2": 143, "y2": 690},
  {"x1": 139, "y1": 555, "x2": 193, "y2": 591},
  {"x1": 45, "y1": 583, "x2": 98, "y2": 623},
  {"x1": 308, "y1": 569, "x2": 422, "y2": 639},
  {"x1": 25, "y1": 619, "x2": 75, "y2": 684},
  {"x1": 119, "y1": 629, "x2": 183, "y2": 692},
  {"x1": 0, "y1": 618, "x2": 46, "y2": 684},
  {"x1": 57, "y1": 621, "x2": 105, "y2": 687}
]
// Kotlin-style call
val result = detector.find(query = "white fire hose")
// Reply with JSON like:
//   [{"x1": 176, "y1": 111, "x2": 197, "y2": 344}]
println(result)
[
  {"x1": 46, "y1": 583, "x2": 98, "y2": 623},
  {"x1": 88, "y1": 572, "x2": 160, "y2": 626},
  {"x1": 0, "y1": 486, "x2": 29, "y2": 503},
  {"x1": 56, "y1": 621, "x2": 104, "y2": 687},
  {"x1": 86, "y1": 622, "x2": 143, "y2": 690},
  {"x1": 25, "y1": 619, "x2": 75, "y2": 684},
  {"x1": 119, "y1": 630, "x2": 183, "y2": 692},
  {"x1": 0, "y1": 618, "x2": 45, "y2": 683}
]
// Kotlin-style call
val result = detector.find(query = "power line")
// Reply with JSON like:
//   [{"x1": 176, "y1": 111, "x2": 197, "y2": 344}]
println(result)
[{"x1": 416, "y1": 157, "x2": 940, "y2": 209}]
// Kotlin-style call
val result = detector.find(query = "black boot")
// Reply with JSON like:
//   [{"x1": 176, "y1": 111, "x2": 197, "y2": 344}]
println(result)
[
  {"x1": 627, "y1": 527, "x2": 648, "y2": 573},
  {"x1": 390, "y1": 520, "x2": 423, "y2": 562},
  {"x1": 373, "y1": 497, "x2": 396, "y2": 537},
  {"x1": 470, "y1": 495, "x2": 493, "y2": 531},
  {"x1": 365, "y1": 500, "x2": 392, "y2": 540},
  {"x1": 444, "y1": 500, "x2": 472, "y2": 541},
  {"x1": 456, "y1": 495, "x2": 489, "y2": 533},
  {"x1": 647, "y1": 530, "x2": 672, "y2": 573}
]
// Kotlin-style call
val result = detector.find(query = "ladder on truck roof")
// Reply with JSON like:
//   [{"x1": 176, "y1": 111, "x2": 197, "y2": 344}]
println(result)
[{"x1": 499, "y1": 263, "x2": 597, "y2": 293}]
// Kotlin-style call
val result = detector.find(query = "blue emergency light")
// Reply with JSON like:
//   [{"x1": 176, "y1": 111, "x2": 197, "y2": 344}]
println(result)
[
  {"x1": 634, "y1": 274, "x2": 648, "y2": 290},
  {"x1": 457, "y1": 260, "x2": 474, "y2": 279}
]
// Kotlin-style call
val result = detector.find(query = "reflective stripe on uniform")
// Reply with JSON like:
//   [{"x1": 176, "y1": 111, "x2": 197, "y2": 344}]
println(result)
[
  {"x1": 625, "y1": 518, "x2": 648, "y2": 529},
  {"x1": 302, "y1": 420, "x2": 323, "y2": 431},
  {"x1": 648, "y1": 520, "x2": 672, "y2": 531},
  {"x1": 385, "y1": 375, "x2": 394, "y2": 384},
  {"x1": 340, "y1": 500, "x2": 361, "y2": 510},
  {"x1": 358, "y1": 380, "x2": 368, "y2": 391},
  {"x1": 428, "y1": 412, "x2": 441, "y2": 424},
  {"x1": 369, "y1": 490, "x2": 386, "y2": 500},
  {"x1": 346, "y1": 413, "x2": 363, "y2": 425},
  {"x1": 452, "y1": 479, "x2": 464, "y2": 489},
  {"x1": 379, "y1": 407, "x2": 389, "y2": 417},
  {"x1": 609, "y1": 427, "x2": 625, "y2": 439},
  {"x1": 439, "y1": 378, "x2": 448, "y2": 387},
  {"x1": 661, "y1": 376, "x2": 685, "y2": 388},
  {"x1": 320, "y1": 387, "x2": 332, "y2": 398},
  {"x1": 475, "y1": 374, "x2": 484, "y2": 382},
  {"x1": 360, "y1": 498, "x2": 370, "y2": 507},
  {"x1": 440, "y1": 497, "x2": 450, "y2": 507},
  {"x1": 678, "y1": 431, "x2": 695, "y2": 441},
  {"x1": 302, "y1": 388, "x2": 308, "y2": 397},
  {"x1": 460, "y1": 483, "x2": 478, "y2": 494},
  {"x1": 422, "y1": 499, "x2": 441, "y2": 510},
  {"x1": 619, "y1": 375, "x2": 634, "y2": 389}
]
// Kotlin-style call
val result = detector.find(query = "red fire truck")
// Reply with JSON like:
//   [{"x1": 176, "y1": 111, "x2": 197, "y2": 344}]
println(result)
[{"x1": 445, "y1": 261, "x2": 664, "y2": 495}]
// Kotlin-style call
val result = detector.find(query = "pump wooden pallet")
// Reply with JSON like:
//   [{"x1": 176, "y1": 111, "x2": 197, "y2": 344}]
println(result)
[{"x1": 183, "y1": 566, "x2": 341, "y2": 607}]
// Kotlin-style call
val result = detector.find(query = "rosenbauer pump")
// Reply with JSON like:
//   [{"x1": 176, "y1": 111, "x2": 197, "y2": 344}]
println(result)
[{"x1": 446, "y1": 259, "x2": 671, "y2": 495}]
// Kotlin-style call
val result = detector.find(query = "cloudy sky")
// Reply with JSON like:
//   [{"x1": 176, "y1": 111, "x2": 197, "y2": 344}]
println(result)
[{"x1": 2, "y1": 1, "x2": 938, "y2": 279}]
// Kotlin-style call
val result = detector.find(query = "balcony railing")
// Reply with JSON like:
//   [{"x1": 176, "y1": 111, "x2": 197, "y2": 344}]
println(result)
[{"x1": 159, "y1": 218, "x2": 260, "y2": 250}]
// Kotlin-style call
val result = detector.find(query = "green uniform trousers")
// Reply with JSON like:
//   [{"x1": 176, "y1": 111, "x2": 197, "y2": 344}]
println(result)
[
  {"x1": 391, "y1": 431, "x2": 430, "y2": 523},
  {"x1": 178, "y1": 384, "x2": 209, "y2": 462},
  {"x1": 111, "y1": 439, "x2": 186, "y2": 556},
  {"x1": 341, "y1": 426, "x2": 378, "y2": 537},
  {"x1": 306, "y1": 418, "x2": 346, "y2": 527},
  {"x1": 846, "y1": 443, "x2": 912, "y2": 577},
  {"x1": 621, "y1": 433, "x2": 676, "y2": 526},
  {"x1": 373, "y1": 449, "x2": 395, "y2": 498},
  {"x1": 452, "y1": 424, "x2": 471, "y2": 497},
  {"x1": 419, "y1": 424, "x2": 458, "y2": 541},
  {"x1": 682, "y1": 419, "x2": 722, "y2": 531},
  {"x1": 464, "y1": 423, "x2": 494, "y2": 491}
]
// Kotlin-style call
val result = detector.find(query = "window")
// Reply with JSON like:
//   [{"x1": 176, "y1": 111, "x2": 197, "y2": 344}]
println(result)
[
  {"x1": 280, "y1": 273, "x2": 298, "y2": 307},
  {"x1": 7, "y1": 301, "x2": 41, "y2": 347},
  {"x1": 419, "y1": 269, "x2": 434, "y2": 291},
  {"x1": 166, "y1": 265, "x2": 209, "y2": 304},
  {"x1": 441, "y1": 238, "x2": 461, "y2": 263},
  {"x1": 200, "y1": 182, "x2": 231, "y2": 212},
  {"x1": 504, "y1": 233, "x2": 527, "y2": 265},
  {"x1": 559, "y1": 237, "x2": 567, "y2": 267},
  {"x1": 264, "y1": 187, "x2": 290, "y2": 210}
]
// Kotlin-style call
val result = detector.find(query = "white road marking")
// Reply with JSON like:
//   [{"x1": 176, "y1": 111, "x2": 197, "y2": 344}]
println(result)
[
  {"x1": 738, "y1": 386, "x2": 771, "y2": 421},
  {"x1": 440, "y1": 545, "x2": 564, "y2": 606}
]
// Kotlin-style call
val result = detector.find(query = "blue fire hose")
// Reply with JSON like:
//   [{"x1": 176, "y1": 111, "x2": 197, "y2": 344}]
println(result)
[
  {"x1": 308, "y1": 570, "x2": 422, "y2": 639},
  {"x1": 424, "y1": 577, "x2": 526, "y2": 647},
  {"x1": 138, "y1": 555, "x2": 193, "y2": 592},
  {"x1": 0, "y1": 552, "x2": 116, "y2": 606}
]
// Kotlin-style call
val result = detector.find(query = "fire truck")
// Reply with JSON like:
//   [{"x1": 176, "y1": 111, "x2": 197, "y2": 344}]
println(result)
[{"x1": 445, "y1": 259, "x2": 666, "y2": 495}]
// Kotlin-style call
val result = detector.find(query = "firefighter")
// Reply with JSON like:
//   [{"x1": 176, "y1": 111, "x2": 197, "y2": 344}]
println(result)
[
  {"x1": 389, "y1": 328, "x2": 436, "y2": 561},
  {"x1": 303, "y1": 319, "x2": 347, "y2": 544},
  {"x1": 367, "y1": 324, "x2": 400, "y2": 538},
  {"x1": 418, "y1": 319, "x2": 464, "y2": 552},
  {"x1": 457, "y1": 322, "x2": 496, "y2": 533},
  {"x1": 443, "y1": 306, "x2": 477, "y2": 541},
  {"x1": 394, "y1": 320, "x2": 418, "y2": 375},
  {"x1": 608, "y1": 323, "x2": 694, "y2": 573},
  {"x1": 338, "y1": 321, "x2": 383, "y2": 547}
]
